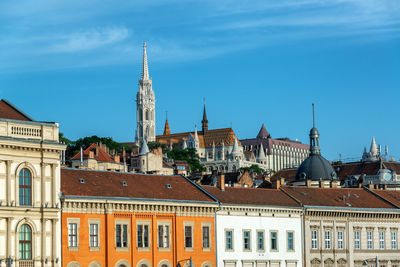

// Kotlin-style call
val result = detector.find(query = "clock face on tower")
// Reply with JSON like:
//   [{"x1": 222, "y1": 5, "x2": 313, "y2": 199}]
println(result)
[{"x1": 383, "y1": 172, "x2": 392, "y2": 181}]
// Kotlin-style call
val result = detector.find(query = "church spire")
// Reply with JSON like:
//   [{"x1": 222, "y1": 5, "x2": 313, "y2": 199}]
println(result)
[
  {"x1": 309, "y1": 103, "x2": 321, "y2": 155},
  {"x1": 163, "y1": 112, "x2": 171, "y2": 135},
  {"x1": 201, "y1": 99, "x2": 208, "y2": 134},
  {"x1": 141, "y1": 42, "x2": 150, "y2": 80}
]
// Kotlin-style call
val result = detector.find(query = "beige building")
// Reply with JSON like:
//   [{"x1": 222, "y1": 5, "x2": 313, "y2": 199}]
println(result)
[
  {"x1": 281, "y1": 186, "x2": 400, "y2": 267},
  {"x1": 0, "y1": 99, "x2": 65, "y2": 267},
  {"x1": 130, "y1": 141, "x2": 173, "y2": 175}
]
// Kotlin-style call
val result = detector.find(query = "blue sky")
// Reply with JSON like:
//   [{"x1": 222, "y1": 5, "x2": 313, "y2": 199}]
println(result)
[{"x1": 1, "y1": 0, "x2": 399, "y2": 161}]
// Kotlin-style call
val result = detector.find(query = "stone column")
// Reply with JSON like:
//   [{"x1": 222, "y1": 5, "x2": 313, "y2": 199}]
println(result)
[
  {"x1": 52, "y1": 219, "x2": 57, "y2": 267},
  {"x1": 6, "y1": 160, "x2": 12, "y2": 205},
  {"x1": 41, "y1": 163, "x2": 46, "y2": 206},
  {"x1": 6, "y1": 217, "x2": 12, "y2": 260},
  {"x1": 41, "y1": 218, "x2": 46, "y2": 267},
  {"x1": 51, "y1": 164, "x2": 57, "y2": 207}
]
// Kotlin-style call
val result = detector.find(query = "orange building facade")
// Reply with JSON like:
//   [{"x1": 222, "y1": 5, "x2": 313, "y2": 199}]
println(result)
[{"x1": 60, "y1": 168, "x2": 217, "y2": 267}]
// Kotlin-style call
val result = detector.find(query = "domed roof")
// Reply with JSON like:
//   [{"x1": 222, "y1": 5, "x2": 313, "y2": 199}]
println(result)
[
  {"x1": 310, "y1": 127, "x2": 319, "y2": 135},
  {"x1": 295, "y1": 154, "x2": 337, "y2": 181}
]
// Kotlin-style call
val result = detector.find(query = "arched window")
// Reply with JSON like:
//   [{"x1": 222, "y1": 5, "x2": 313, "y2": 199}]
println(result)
[
  {"x1": 19, "y1": 168, "x2": 32, "y2": 206},
  {"x1": 19, "y1": 224, "x2": 32, "y2": 259},
  {"x1": 145, "y1": 110, "x2": 149, "y2": 120}
]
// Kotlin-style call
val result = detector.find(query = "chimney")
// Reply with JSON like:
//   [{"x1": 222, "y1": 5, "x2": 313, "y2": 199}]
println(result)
[
  {"x1": 95, "y1": 143, "x2": 99, "y2": 156},
  {"x1": 217, "y1": 174, "x2": 225, "y2": 191},
  {"x1": 274, "y1": 179, "x2": 281, "y2": 189},
  {"x1": 383, "y1": 184, "x2": 388, "y2": 190},
  {"x1": 319, "y1": 180, "x2": 324, "y2": 188},
  {"x1": 330, "y1": 181, "x2": 337, "y2": 188},
  {"x1": 89, "y1": 151, "x2": 94, "y2": 158},
  {"x1": 368, "y1": 183, "x2": 374, "y2": 190},
  {"x1": 280, "y1": 178, "x2": 285, "y2": 186},
  {"x1": 306, "y1": 179, "x2": 312, "y2": 188},
  {"x1": 114, "y1": 155, "x2": 120, "y2": 163}
]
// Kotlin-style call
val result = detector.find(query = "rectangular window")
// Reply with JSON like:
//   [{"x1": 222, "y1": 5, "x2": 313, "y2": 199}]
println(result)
[
  {"x1": 116, "y1": 224, "x2": 128, "y2": 248},
  {"x1": 367, "y1": 231, "x2": 373, "y2": 249},
  {"x1": 89, "y1": 224, "x2": 99, "y2": 247},
  {"x1": 185, "y1": 226, "x2": 193, "y2": 248},
  {"x1": 354, "y1": 231, "x2": 360, "y2": 249},
  {"x1": 137, "y1": 224, "x2": 149, "y2": 248},
  {"x1": 68, "y1": 223, "x2": 78, "y2": 247},
  {"x1": 337, "y1": 231, "x2": 343, "y2": 249},
  {"x1": 202, "y1": 226, "x2": 210, "y2": 249},
  {"x1": 379, "y1": 231, "x2": 385, "y2": 250},
  {"x1": 287, "y1": 232, "x2": 294, "y2": 251},
  {"x1": 257, "y1": 231, "x2": 264, "y2": 251},
  {"x1": 158, "y1": 225, "x2": 170, "y2": 248},
  {"x1": 243, "y1": 230, "x2": 251, "y2": 251},
  {"x1": 311, "y1": 230, "x2": 318, "y2": 249},
  {"x1": 325, "y1": 230, "x2": 331, "y2": 249},
  {"x1": 271, "y1": 231, "x2": 278, "y2": 251},
  {"x1": 392, "y1": 231, "x2": 397, "y2": 250},
  {"x1": 225, "y1": 230, "x2": 233, "y2": 250}
]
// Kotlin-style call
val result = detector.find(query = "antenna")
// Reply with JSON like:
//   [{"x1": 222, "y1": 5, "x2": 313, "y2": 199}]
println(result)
[{"x1": 312, "y1": 103, "x2": 315, "y2": 128}]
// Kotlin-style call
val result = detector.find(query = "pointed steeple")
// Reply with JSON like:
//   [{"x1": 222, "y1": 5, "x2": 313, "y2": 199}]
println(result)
[
  {"x1": 194, "y1": 125, "x2": 199, "y2": 141},
  {"x1": 163, "y1": 112, "x2": 171, "y2": 135},
  {"x1": 309, "y1": 104, "x2": 321, "y2": 155},
  {"x1": 201, "y1": 99, "x2": 208, "y2": 134},
  {"x1": 257, "y1": 124, "x2": 271, "y2": 139},
  {"x1": 257, "y1": 143, "x2": 266, "y2": 161},
  {"x1": 141, "y1": 42, "x2": 150, "y2": 80},
  {"x1": 231, "y1": 137, "x2": 240, "y2": 156},
  {"x1": 370, "y1": 136, "x2": 378, "y2": 156},
  {"x1": 139, "y1": 139, "x2": 150, "y2": 155}
]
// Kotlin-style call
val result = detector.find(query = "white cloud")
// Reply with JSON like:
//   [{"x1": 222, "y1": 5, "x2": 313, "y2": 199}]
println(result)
[{"x1": 47, "y1": 27, "x2": 130, "y2": 53}]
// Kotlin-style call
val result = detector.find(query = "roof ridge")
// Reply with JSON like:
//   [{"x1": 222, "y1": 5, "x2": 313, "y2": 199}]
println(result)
[{"x1": 362, "y1": 186, "x2": 400, "y2": 209}]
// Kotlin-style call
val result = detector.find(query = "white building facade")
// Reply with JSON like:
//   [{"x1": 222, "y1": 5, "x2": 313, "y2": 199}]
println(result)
[{"x1": 0, "y1": 99, "x2": 65, "y2": 267}]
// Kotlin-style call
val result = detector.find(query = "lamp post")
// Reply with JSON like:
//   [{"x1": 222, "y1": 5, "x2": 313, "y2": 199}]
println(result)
[
  {"x1": 362, "y1": 256, "x2": 378, "y2": 267},
  {"x1": 177, "y1": 257, "x2": 192, "y2": 267}
]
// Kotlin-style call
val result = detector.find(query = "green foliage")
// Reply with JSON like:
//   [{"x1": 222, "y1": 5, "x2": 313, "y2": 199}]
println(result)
[
  {"x1": 239, "y1": 164, "x2": 265, "y2": 174},
  {"x1": 332, "y1": 160, "x2": 343, "y2": 165},
  {"x1": 147, "y1": 141, "x2": 166, "y2": 151},
  {"x1": 61, "y1": 134, "x2": 136, "y2": 162},
  {"x1": 59, "y1": 132, "x2": 72, "y2": 145},
  {"x1": 166, "y1": 148, "x2": 205, "y2": 172}
]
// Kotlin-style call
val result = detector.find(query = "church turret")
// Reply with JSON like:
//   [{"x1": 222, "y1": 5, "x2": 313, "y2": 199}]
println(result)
[
  {"x1": 231, "y1": 137, "x2": 241, "y2": 160},
  {"x1": 257, "y1": 142, "x2": 267, "y2": 164},
  {"x1": 136, "y1": 42, "x2": 156, "y2": 145},
  {"x1": 201, "y1": 103, "x2": 208, "y2": 134},
  {"x1": 163, "y1": 112, "x2": 171, "y2": 135}
]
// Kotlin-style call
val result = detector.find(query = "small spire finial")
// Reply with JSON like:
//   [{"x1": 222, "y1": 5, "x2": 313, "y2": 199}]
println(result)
[
  {"x1": 141, "y1": 41, "x2": 149, "y2": 80},
  {"x1": 312, "y1": 103, "x2": 315, "y2": 128}
]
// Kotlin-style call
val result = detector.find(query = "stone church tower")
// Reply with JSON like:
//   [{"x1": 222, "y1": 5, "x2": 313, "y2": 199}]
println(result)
[{"x1": 136, "y1": 42, "x2": 156, "y2": 145}]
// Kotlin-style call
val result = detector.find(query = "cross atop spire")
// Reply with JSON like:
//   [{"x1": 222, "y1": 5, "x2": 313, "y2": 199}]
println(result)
[{"x1": 141, "y1": 42, "x2": 150, "y2": 80}]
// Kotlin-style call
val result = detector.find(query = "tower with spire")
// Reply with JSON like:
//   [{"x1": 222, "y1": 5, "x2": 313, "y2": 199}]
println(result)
[
  {"x1": 201, "y1": 100, "x2": 208, "y2": 134},
  {"x1": 136, "y1": 42, "x2": 156, "y2": 145}
]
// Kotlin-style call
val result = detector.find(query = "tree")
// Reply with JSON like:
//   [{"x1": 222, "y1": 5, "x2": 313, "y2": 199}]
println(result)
[
  {"x1": 147, "y1": 141, "x2": 166, "y2": 151},
  {"x1": 166, "y1": 148, "x2": 205, "y2": 172},
  {"x1": 239, "y1": 164, "x2": 265, "y2": 175}
]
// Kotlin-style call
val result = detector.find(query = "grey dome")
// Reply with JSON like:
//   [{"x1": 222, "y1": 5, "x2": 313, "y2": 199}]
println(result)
[
  {"x1": 310, "y1": 127, "x2": 319, "y2": 135},
  {"x1": 295, "y1": 154, "x2": 337, "y2": 181}
]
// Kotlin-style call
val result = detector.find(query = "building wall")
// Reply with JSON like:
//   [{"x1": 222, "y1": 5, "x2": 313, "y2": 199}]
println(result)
[
  {"x1": 61, "y1": 200, "x2": 216, "y2": 267},
  {"x1": 304, "y1": 209, "x2": 400, "y2": 267},
  {"x1": 216, "y1": 206, "x2": 303, "y2": 267},
  {"x1": 0, "y1": 118, "x2": 64, "y2": 267}
]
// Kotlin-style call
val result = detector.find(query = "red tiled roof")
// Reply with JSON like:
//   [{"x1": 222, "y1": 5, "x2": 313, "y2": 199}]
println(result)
[
  {"x1": 280, "y1": 186, "x2": 396, "y2": 209},
  {"x1": 0, "y1": 99, "x2": 33, "y2": 121},
  {"x1": 71, "y1": 143, "x2": 114, "y2": 162},
  {"x1": 61, "y1": 168, "x2": 215, "y2": 202},
  {"x1": 202, "y1": 185, "x2": 300, "y2": 207},
  {"x1": 369, "y1": 189, "x2": 400, "y2": 208}
]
